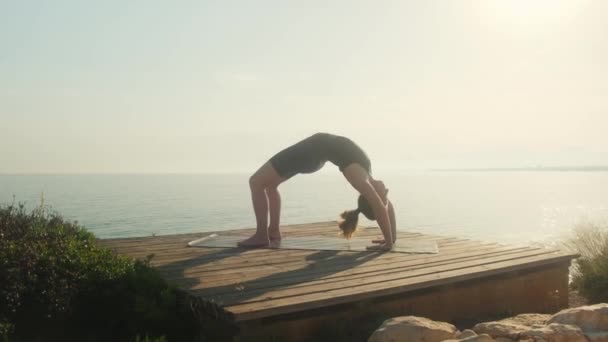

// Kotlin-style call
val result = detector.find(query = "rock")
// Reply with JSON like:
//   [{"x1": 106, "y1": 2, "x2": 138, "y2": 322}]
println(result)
[
  {"x1": 472, "y1": 316, "x2": 581, "y2": 341},
  {"x1": 547, "y1": 303, "x2": 608, "y2": 331},
  {"x1": 465, "y1": 335, "x2": 494, "y2": 342},
  {"x1": 458, "y1": 330, "x2": 478, "y2": 339},
  {"x1": 500, "y1": 313, "x2": 551, "y2": 327},
  {"x1": 586, "y1": 331, "x2": 608, "y2": 342},
  {"x1": 441, "y1": 330, "x2": 495, "y2": 342},
  {"x1": 473, "y1": 321, "x2": 529, "y2": 340},
  {"x1": 442, "y1": 333, "x2": 495, "y2": 341},
  {"x1": 519, "y1": 323, "x2": 587, "y2": 342},
  {"x1": 494, "y1": 338, "x2": 516, "y2": 342},
  {"x1": 473, "y1": 313, "x2": 552, "y2": 340},
  {"x1": 368, "y1": 316, "x2": 458, "y2": 342}
]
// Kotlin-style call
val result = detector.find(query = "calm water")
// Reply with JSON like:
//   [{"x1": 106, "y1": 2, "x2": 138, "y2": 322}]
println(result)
[{"x1": 1, "y1": 172, "x2": 607, "y2": 246}]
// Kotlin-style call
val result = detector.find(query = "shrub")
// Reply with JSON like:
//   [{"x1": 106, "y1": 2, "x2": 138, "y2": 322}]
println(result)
[
  {"x1": 565, "y1": 220, "x2": 608, "y2": 304},
  {"x1": 0, "y1": 203, "x2": 199, "y2": 341}
]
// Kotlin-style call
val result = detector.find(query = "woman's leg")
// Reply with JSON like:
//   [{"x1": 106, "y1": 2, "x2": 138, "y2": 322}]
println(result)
[
  {"x1": 266, "y1": 185, "x2": 282, "y2": 241},
  {"x1": 238, "y1": 162, "x2": 284, "y2": 247}
]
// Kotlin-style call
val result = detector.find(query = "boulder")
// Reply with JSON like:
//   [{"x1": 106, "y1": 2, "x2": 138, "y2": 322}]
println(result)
[
  {"x1": 500, "y1": 313, "x2": 550, "y2": 327},
  {"x1": 547, "y1": 303, "x2": 608, "y2": 331},
  {"x1": 368, "y1": 316, "x2": 458, "y2": 342},
  {"x1": 441, "y1": 333, "x2": 495, "y2": 341},
  {"x1": 473, "y1": 313, "x2": 551, "y2": 340},
  {"x1": 472, "y1": 313, "x2": 588, "y2": 341},
  {"x1": 519, "y1": 323, "x2": 587, "y2": 342},
  {"x1": 458, "y1": 330, "x2": 478, "y2": 339},
  {"x1": 548, "y1": 303, "x2": 608, "y2": 342},
  {"x1": 585, "y1": 331, "x2": 608, "y2": 342},
  {"x1": 473, "y1": 321, "x2": 530, "y2": 340},
  {"x1": 368, "y1": 304, "x2": 608, "y2": 342}
]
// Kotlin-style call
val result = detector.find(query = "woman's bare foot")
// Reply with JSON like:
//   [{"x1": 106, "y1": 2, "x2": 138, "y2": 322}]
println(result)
[
  {"x1": 237, "y1": 234, "x2": 270, "y2": 247},
  {"x1": 268, "y1": 227, "x2": 282, "y2": 243},
  {"x1": 366, "y1": 242, "x2": 393, "y2": 251}
]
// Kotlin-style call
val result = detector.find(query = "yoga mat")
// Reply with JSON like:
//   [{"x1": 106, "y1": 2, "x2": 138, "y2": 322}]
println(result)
[{"x1": 188, "y1": 234, "x2": 438, "y2": 254}]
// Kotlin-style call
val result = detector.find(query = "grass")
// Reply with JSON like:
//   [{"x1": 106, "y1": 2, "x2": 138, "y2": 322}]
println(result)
[{"x1": 564, "y1": 220, "x2": 608, "y2": 304}]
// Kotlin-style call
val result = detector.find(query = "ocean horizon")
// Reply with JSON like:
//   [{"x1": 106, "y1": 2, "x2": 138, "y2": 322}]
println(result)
[{"x1": 2, "y1": 170, "x2": 607, "y2": 247}]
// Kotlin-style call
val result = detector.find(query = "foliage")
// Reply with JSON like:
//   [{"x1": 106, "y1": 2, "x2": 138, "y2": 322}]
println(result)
[
  {"x1": 0, "y1": 203, "x2": 199, "y2": 341},
  {"x1": 565, "y1": 220, "x2": 608, "y2": 303}
]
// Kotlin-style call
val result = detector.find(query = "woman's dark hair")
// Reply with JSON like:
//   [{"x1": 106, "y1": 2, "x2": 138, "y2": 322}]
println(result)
[{"x1": 339, "y1": 195, "x2": 375, "y2": 239}]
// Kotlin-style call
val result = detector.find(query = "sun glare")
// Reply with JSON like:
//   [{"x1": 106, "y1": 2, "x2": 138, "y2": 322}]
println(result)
[{"x1": 476, "y1": 0, "x2": 588, "y2": 36}]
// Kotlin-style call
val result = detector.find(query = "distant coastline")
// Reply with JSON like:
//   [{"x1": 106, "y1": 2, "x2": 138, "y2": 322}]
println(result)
[
  {"x1": 3, "y1": 166, "x2": 608, "y2": 175},
  {"x1": 430, "y1": 166, "x2": 608, "y2": 172}
]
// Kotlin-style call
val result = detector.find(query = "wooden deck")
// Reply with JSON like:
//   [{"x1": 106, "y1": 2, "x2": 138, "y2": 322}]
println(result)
[{"x1": 98, "y1": 221, "x2": 578, "y2": 341}]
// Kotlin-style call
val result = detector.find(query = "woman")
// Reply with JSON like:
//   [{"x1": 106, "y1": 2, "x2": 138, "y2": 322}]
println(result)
[{"x1": 238, "y1": 132, "x2": 397, "y2": 251}]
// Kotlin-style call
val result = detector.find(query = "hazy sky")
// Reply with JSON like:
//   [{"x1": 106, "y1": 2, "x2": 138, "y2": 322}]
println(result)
[{"x1": 1, "y1": 0, "x2": 607, "y2": 173}]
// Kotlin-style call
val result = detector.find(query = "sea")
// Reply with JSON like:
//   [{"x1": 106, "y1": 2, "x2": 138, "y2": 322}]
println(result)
[{"x1": 1, "y1": 171, "x2": 607, "y2": 247}]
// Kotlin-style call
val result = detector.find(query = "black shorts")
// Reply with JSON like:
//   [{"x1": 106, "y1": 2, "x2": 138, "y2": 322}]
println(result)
[{"x1": 269, "y1": 133, "x2": 371, "y2": 179}]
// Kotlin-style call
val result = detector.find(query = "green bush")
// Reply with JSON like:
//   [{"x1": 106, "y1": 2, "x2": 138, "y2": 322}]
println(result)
[
  {"x1": 0, "y1": 203, "x2": 199, "y2": 341},
  {"x1": 566, "y1": 220, "x2": 608, "y2": 304}
]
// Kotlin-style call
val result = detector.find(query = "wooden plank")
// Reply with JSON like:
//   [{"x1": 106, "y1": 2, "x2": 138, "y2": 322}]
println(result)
[
  {"x1": 95, "y1": 225, "x2": 577, "y2": 326},
  {"x1": 233, "y1": 263, "x2": 572, "y2": 341},
  {"x1": 185, "y1": 249, "x2": 532, "y2": 296},
  {"x1": 97, "y1": 228, "x2": 426, "y2": 250},
  {"x1": 98, "y1": 222, "x2": 340, "y2": 246},
  {"x1": 187, "y1": 246, "x2": 534, "y2": 293},
  {"x1": 113, "y1": 235, "x2": 463, "y2": 263},
  {"x1": 100, "y1": 234, "x2": 463, "y2": 263},
  {"x1": 104, "y1": 236, "x2": 470, "y2": 256},
  {"x1": 99, "y1": 232, "x2": 205, "y2": 244},
  {"x1": 153, "y1": 241, "x2": 497, "y2": 275},
  {"x1": 100, "y1": 230, "x2": 431, "y2": 255},
  {"x1": 224, "y1": 253, "x2": 574, "y2": 321},
  {"x1": 158, "y1": 240, "x2": 500, "y2": 275},
  {"x1": 96, "y1": 221, "x2": 452, "y2": 249},
  {"x1": 194, "y1": 248, "x2": 557, "y2": 305},
  {"x1": 155, "y1": 244, "x2": 500, "y2": 282}
]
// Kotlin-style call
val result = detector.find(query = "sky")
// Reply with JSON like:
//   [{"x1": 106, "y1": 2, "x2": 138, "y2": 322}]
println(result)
[{"x1": 1, "y1": 0, "x2": 607, "y2": 173}]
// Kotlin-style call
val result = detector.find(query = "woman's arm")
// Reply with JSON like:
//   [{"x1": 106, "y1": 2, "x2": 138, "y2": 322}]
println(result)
[
  {"x1": 372, "y1": 199, "x2": 396, "y2": 244},
  {"x1": 358, "y1": 183, "x2": 393, "y2": 248},
  {"x1": 342, "y1": 164, "x2": 392, "y2": 250},
  {"x1": 388, "y1": 200, "x2": 396, "y2": 243}
]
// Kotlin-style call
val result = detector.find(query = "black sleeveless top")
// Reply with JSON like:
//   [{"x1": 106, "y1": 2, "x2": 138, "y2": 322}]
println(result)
[{"x1": 269, "y1": 133, "x2": 371, "y2": 179}]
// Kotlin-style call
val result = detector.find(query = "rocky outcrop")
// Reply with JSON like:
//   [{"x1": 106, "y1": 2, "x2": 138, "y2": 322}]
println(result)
[
  {"x1": 547, "y1": 303, "x2": 608, "y2": 330},
  {"x1": 443, "y1": 333, "x2": 496, "y2": 341},
  {"x1": 458, "y1": 330, "x2": 478, "y2": 339},
  {"x1": 547, "y1": 303, "x2": 608, "y2": 342},
  {"x1": 518, "y1": 323, "x2": 586, "y2": 341},
  {"x1": 367, "y1": 303, "x2": 608, "y2": 342},
  {"x1": 500, "y1": 314, "x2": 551, "y2": 327},
  {"x1": 473, "y1": 313, "x2": 588, "y2": 341},
  {"x1": 472, "y1": 314, "x2": 550, "y2": 340},
  {"x1": 473, "y1": 321, "x2": 534, "y2": 340},
  {"x1": 367, "y1": 316, "x2": 458, "y2": 342}
]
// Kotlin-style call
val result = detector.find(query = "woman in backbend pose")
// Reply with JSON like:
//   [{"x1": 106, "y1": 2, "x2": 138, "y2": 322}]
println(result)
[{"x1": 238, "y1": 132, "x2": 397, "y2": 251}]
